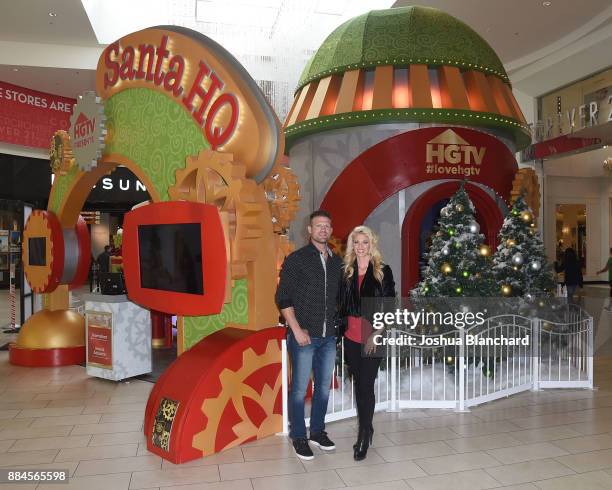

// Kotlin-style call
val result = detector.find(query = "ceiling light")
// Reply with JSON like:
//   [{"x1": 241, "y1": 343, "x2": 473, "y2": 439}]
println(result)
[
  {"x1": 542, "y1": 1, "x2": 551, "y2": 6},
  {"x1": 48, "y1": 12, "x2": 57, "y2": 17},
  {"x1": 12, "y1": 68, "x2": 18, "y2": 72}
]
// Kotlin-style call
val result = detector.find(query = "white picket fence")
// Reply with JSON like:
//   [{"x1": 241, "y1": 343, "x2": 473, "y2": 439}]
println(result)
[{"x1": 280, "y1": 305, "x2": 593, "y2": 432}]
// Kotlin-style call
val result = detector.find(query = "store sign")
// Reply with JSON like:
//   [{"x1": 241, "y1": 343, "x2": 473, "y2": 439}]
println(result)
[
  {"x1": 96, "y1": 26, "x2": 282, "y2": 182},
  {"x1": 538, "y1": 96, "x2": 612, "y2": 141},
  {"x1": 0, "y1": 81, "x2": 75, "y2": 149},
  {"x1": 88, "y1": 166, "x2": 149, "y2": 203}
]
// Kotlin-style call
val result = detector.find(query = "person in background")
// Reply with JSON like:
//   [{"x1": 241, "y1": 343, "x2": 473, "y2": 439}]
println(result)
[
  {"x1": 556, "y1": 247, "x2": 583, "y2": 304},
  {"x1": 338, "y1": 225, "x2": 395, "y2": 461},
  {"x1": 275, "y1": 210, "x2": 343, "y2": 460},
  {"x1": 597, "y1": 247, "x2": 612, "y2": 311},
  {"x1": 97, "y1": 245, "x2": 111, "y2": 274}
]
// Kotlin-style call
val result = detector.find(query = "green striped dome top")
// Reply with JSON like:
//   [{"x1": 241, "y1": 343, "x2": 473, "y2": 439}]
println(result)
[{"x1": 298, "y1": 6, "x2": 508, "y2": 90}]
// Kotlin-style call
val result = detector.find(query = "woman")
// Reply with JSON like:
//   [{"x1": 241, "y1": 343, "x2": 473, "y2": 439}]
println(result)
[
  {"x1": 556, "y1": 248, "x2": 583, "y2": 304},
  {"x1": 338, "y1": 225, "x2": 395, "y2": 461}
]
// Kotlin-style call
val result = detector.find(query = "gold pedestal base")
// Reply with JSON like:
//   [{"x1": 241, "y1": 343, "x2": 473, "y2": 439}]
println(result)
[{"x1": 16, "y1": 309, "x2": 85, "y2": 349}]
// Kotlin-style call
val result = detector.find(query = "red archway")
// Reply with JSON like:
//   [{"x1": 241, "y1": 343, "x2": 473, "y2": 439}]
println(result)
[
  {"x1": 401, "y1": 181, "x2": 504, "y2": 296},
  {"x1": 320, "y1": 126, "x2": 517, "y2": 239}
]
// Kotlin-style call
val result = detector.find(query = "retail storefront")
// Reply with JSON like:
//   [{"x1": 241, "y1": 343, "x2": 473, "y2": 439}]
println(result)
[{"x1": 529, "y1": 68, "x2": 612, "y2": 281}]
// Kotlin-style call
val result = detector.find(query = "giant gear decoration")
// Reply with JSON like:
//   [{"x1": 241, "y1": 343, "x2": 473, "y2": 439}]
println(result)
[
  {"x1": 262, "y1": 163, "x2": 300, "y2": 234},
  {"x1": 169, "y1": 149, "x2": 266, "y2": 280},
  {"x1": 69, "y1": 91, "x2": 106, "y2": 172}
]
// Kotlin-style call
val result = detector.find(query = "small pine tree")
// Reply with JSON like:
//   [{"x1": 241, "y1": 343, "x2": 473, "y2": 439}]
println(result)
[
  {"x1": 492, "y1": 195, "x2": 555, "y2": 297},
  {"x1": 414, "y1": 184, "x2": 495, "y2": 297}
]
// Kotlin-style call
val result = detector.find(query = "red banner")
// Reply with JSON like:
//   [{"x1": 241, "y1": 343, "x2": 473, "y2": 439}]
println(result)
[
  {"x1": 0, "y1": 81, "x2": 75, "y2": 149},
  {"x1": 87, "y1": 324, "x2": 112, "y2": 368}
]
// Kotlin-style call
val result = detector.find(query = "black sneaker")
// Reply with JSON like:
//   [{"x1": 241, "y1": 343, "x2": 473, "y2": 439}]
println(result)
[
  {"x1": 309, "y1": 430, "x2": 336, "y2": 451},
  {"x1": 293, "y1": 437, "x2": 314, "y2": 460}
]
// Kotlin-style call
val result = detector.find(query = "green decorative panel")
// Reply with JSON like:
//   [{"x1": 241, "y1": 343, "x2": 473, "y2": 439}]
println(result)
[
  {"x1": 298, "y1": 6, "x2": 508, "y2": 89},
  {"x1": 183, "y1": 279, "x2": 249, "y2": 350},
  {"x1": 48, "y1": 164, "x2": 80, "y2": 214},
  {"x1": 285, "y1": 108, "x2": 531, "y2": 152},
  {"x1": 48, "y1": 87, "x2": 249, "y2": 343},
  {"x1": 104, "y1": 88, "x2": 209, "y2": 201}
]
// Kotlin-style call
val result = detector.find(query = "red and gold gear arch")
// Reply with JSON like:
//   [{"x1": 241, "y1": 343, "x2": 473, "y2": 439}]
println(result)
[
  {"x1": 144, "y1": 327, "x2": 285, "y2": 463},
  {"x1": 13, "y1": 25, "x2": 296, "y2": 464}
]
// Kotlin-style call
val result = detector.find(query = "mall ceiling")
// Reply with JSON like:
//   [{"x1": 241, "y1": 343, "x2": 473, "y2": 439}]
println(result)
[{"x1": 0, "y1": 0, "x2": 610, "y2": 99}]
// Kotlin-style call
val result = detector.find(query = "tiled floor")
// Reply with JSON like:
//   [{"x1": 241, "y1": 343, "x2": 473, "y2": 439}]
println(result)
[
  {"x1": 2, "y1": 356, "x2": 612, "y2": 488},
  {"x1": 0, "y1": 288, "x2": 611, "y2": 489}
]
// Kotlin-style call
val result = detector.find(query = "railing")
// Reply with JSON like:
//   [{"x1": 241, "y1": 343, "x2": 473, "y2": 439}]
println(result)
[{"x1": 280, "y1": 306, "x2": 594, "y2": 431}]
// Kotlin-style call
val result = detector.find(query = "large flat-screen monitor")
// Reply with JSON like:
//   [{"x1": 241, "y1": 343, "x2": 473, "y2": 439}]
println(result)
[
  {"x1": 122, "y1": 201, "x2": 227, "y2": 316},
  {"x1": 138, "y1": 223, "x2": 204, "y2": 295},
  {"x1": 28, "y1": 237, "x2": 46, "y2": 266}
]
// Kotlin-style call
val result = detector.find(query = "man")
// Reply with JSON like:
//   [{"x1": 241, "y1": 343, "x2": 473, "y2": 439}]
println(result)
[
  {"x1": 97, "y1": 245, "x2": 111, "y2": 274},
  {"x1": 276, "y1": 210, "x2": 342, "y2": 460},
  {"x1": 597, "y1": 248, "x2": 612, "y2": 311}
]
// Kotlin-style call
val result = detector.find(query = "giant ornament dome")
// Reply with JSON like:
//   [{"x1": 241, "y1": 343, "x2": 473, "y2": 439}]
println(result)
[{"x1": 284, "y1": 6, "x2": 530, "y2": 151}]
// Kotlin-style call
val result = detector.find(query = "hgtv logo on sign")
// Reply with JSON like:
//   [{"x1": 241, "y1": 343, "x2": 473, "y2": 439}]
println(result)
[
  {"x1": 73, "y1": 113, "x2": 96, "y2": 148},
  {"x1": 425, "y1": 129, "x2": 486, "y2": 177},
  {"x1": 69, "y1": 92, "x2": 106, "y2": 172}
]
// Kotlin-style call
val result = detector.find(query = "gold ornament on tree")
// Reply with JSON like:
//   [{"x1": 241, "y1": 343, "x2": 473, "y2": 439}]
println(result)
[
  {"x1": 501, "y1": 284, "x2": 512, "y2": 296},
  {"x1": 441, "y1": 263, "x2": 452, "y2": 274},
  {"x1": 506, "y1": 239, "x2": 516, "y2": 247},
  {"x1": 479, "y1": 244, "x2": 491, "y2": 256}
]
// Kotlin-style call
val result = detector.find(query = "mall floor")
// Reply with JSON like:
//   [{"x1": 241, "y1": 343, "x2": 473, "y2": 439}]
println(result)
[{"x1": 0, "y1": 288, "x2": 611, "y2": 490}]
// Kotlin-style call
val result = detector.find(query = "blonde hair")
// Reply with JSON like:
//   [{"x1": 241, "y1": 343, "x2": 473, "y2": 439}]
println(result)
[{"x1": 343, "y1": 225, "x2": 384, "y2": 282}]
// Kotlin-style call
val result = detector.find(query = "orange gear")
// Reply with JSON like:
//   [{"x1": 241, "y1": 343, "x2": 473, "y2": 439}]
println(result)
[
  {"x1": 192, "y1": 339, "x2": 283, "y2": 454},
  {"x1": 511, "y1": 168, "x2": 540, "y2": 219},
  {"x1": 274, "y1": 234, "x2": 295, "y2": 275},
  {"x1": 169, "y1": 150, "x2": 245, "y2": 210},
  {"x1": 168, "y1": 150, "x2": 266, "y2": 279},
  {"x1": 262, "y1": 164, "x2": 300, "y2": 233},
  {"x1": 22, "y1": 210, "x2": 63, "y2": 293}
]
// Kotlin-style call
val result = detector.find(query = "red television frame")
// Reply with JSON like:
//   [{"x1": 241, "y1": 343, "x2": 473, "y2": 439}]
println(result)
[{"x1": 122, "y1": 201, "x2": 227, "y2": 316}]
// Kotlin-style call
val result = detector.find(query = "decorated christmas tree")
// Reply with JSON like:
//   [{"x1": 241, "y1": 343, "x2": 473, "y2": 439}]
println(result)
[
  {"x1": 492, "y1": 195, "x2": 555, "y2": 298},
  {"x1": 414, "y1": 183, "x2": 495, "y2": 297}
]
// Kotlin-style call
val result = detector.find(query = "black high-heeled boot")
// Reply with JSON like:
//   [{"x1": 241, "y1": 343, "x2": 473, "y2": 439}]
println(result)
[{"x1": 353, "y1": 426, "x2": 371, "y2": 461}]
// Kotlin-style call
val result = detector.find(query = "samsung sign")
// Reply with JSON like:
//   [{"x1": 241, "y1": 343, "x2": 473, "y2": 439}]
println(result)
[{"x1": 88, "y1": 167, "x2": 149, "y2": 203}]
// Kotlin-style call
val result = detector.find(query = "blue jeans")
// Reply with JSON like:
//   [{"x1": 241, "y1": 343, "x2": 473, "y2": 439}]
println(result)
[{"x1": 287, "y1": 331, "x2": 336, "y2": 439}]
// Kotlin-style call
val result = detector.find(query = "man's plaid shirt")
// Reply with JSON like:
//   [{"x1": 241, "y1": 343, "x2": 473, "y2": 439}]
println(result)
[{"x1": 275, "y1": 242, "x2": 342, "y2": 338}]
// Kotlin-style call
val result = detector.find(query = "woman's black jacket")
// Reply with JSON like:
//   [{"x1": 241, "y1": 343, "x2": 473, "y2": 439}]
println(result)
[{"x1": 337, "y1": 261, "x2": 396, "y2": 335}]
